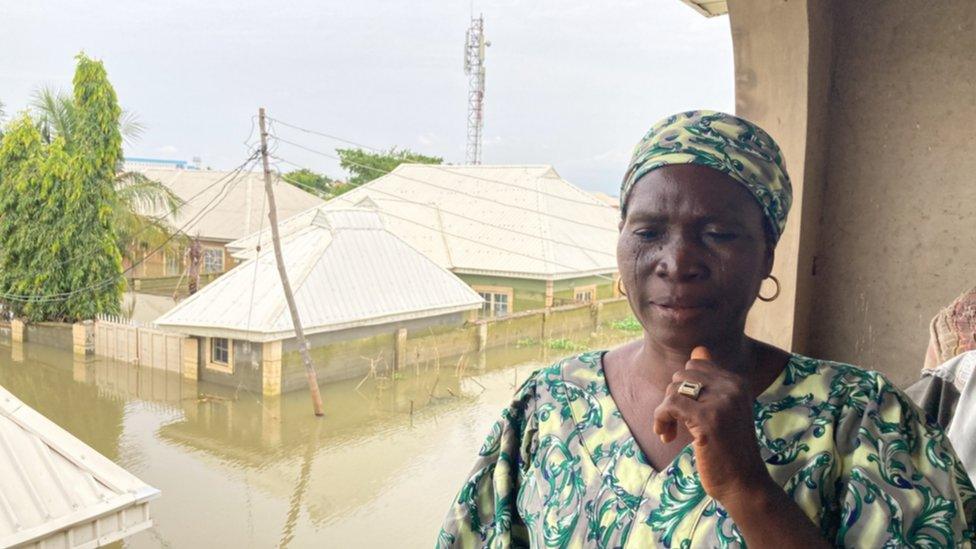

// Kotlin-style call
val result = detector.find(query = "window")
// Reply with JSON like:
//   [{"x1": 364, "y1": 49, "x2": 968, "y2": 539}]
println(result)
[
  {"x1": 473, "y1": 286, "x2": 513, "y2": 318},
  {"x1": 164, "y1": 248, "x2": 184, "y2": 276},
  {"x1": 207, "y1": 337, "x2": 233, "y2": 373},
  {"x1": 574, "y1": 284, "x2": 597, "y2": 303},
  {"x1": 203, "y1": 247, "x2": 224, "y2": 274}
]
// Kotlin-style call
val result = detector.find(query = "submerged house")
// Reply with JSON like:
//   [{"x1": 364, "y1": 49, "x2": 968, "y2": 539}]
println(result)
[
  {"x1": 0, "y1": 385, "x2": 159, "y2": 547},
  {"x1": 154, "y1": 209, "x2": 483, "y2": 394},
  {"x1": 126, "y1": 167, "x2": 323, "y2": 290},
  {"x1": 228, "y1": 164, "x2": 621, "y2": 317}
]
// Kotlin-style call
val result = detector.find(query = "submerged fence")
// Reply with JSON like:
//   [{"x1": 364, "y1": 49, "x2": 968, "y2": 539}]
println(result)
[{"x1": 94, "y1": 315, "x2": 186, "y2": 374}]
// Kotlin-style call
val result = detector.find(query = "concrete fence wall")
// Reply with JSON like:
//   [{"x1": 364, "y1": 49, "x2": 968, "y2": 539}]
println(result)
[{"x1": 94, "y1": 317, "x2": 188, "y2": 375}]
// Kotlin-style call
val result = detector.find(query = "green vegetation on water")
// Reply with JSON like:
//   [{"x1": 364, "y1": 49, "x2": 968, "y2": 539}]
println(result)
[{"x1": 608, "y1": 317, "x2": 642, "y2": 332}]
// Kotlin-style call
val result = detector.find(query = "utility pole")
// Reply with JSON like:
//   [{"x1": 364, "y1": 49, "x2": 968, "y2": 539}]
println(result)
[
  {"x1": 258, "y1": 107, "x2": 325, "y2": 417},
  {"x1": 463, "y1": 14, "x2": 489, "y2": 165},
  {"x1": 187, "y1": 239, "x2": 201, "y2": 295}
]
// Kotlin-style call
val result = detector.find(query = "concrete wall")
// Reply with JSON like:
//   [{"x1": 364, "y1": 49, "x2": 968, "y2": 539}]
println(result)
[
  {"x1": 458, "y1": 274, "x2": 548, "y2": 312},
  {"x1": 280, "y1": 311, "x2": 469, "y2": 390},
  {"x1": 23, "y1": 323, "x2": 74, "y2": 351},
  {"x1": 806, "y1": 1, "x2": 976, "y2": 385},
  {"x1": 727, "y1": 0, "x2": 976, "y2": 385},
  {"x1": 198, "y1": 338, "x2": 264, "y2": 388},
  {"x1": 459, "y1": 273, "x2": 616, "y2": 312}
]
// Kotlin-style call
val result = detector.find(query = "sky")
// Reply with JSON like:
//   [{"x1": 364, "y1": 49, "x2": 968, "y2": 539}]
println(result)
[{"x1": 0, "y1": 0, "x2": 733, "y2": 195}]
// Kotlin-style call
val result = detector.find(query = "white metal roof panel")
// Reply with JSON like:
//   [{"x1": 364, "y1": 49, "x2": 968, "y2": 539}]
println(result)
[
  {"x1": 228, "y1": 164, "x2": 620, "y2": 280},
  {"x1": 0, "y1": 386, "x2": 159, "y2": 548},
  {"x1": 135, "y1": 168, "x2": 324, "y2": 242},
  {"x1": 155, "y1": 209, "x2": 483, "y2": 341},
  {"x1": 678, "y1": 0, "x2": 728, "y2": 17}
]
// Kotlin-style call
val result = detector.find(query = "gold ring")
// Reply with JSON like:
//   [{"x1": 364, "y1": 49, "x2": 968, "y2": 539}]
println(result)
[{"x1": 677, "y1": 381, "x2": 703, "y2": 400}]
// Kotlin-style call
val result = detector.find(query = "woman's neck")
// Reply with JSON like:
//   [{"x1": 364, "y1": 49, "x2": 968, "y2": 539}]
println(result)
[{"x1": 636, "y1": 332, "x2": 757, "y2": 391}]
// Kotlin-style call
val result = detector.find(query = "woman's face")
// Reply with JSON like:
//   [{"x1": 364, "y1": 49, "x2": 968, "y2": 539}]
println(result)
[{"x1": 618, "y1": 164, "x2": 774, "y2": 350}]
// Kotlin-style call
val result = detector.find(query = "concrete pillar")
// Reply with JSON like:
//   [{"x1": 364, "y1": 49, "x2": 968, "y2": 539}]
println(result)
[
  {"x1": 72, "y1": 321, "x2": 95, "y2": 355},
  {"x1": 72, "y1": 355, "x2": 89, "y2": 383},
  {"x1": 11, "y1": 341, "x2": 23, "y2": 363},
  {"x1": 181, "y1": 338, "x2": 199, "y2": 381},
  {"x1": 545, "y1": 280, "x2": 554, "y2": 308},
  {"x1": 591, "y1": 302, "x2": 604, "y2": 330},
  {"x1": 262, "y1": 340, "x2": 283, "y2": 396},
  {"x1": 11, "y1": 319, "x2": 25, "y2": 343},
  {"x1": 394, "y1": 328, "x2": 407, "y2": 372},
  {"x1": 476, "y1": 322, "x2": 488, "y2": 370},
  {"x1": 260, "y1": 395, "x2": 282, "y2": 447}
]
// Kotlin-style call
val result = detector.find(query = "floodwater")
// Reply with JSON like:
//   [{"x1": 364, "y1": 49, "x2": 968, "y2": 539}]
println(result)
[{"x1": 0, "y1": 326, "x2": 640, "y2": 548}]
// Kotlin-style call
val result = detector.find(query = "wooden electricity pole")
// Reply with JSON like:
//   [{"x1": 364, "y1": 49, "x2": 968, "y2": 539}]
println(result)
[{"x1": 258, "y1": 107, "x2": 325, "y2": 416}]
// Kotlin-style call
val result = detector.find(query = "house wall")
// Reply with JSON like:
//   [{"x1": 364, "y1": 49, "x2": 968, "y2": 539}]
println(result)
[
  {"x1": 727, "y1": 0, "x2": 976, "y2": 386},
  {"x1": 805, "y1": 1, "x2": 976, "y2": 386},
  {"x1": 552, "y1": 275, "x2": 615, "y2": 304},
  {"x1": 126, "y1": 238, "x2": 238, "y2": 280},
  {"x1": 458, "y1": 274, "x2": 547, "y2": 312},
  {"x1": 197, "y1": 338, "x2": 264, "y2": 388},
  {"x1": 279, "y1": 311, "x2": 469, "y2": 391},
  {"x1": 458, "y1": 273, "x2": 616, "y2": 312}
]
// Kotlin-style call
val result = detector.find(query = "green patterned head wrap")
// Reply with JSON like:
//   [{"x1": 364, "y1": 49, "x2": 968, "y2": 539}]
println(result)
[{"x1": 620, "y1": 110, "x2": 793, "y2": 243}]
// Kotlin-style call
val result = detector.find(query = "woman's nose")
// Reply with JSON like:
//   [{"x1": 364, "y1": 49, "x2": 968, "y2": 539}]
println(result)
[{"x1": 654, "y1": 237, "x2": 708, "y2": 281}]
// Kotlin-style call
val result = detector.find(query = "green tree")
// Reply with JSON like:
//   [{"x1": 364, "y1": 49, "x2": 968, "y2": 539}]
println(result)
[
  {"x1": 0, "y1": 54, "x2": 150, "y2": 321},
  {"x1": 0, "y1": 115, "x2": 50, "y2": 319},
  {"x1": 61, "y1": 53, "x2": 127, "y2": 320},
  {"x1": 282, "y1": 168, "x2": 334, "y2": 197},
  {"x1": 336, "y1": 147, "x2": 443, "y2": 188},
  {"x1": 30, "y1": 87, "x2": 181, "y2": 264}
]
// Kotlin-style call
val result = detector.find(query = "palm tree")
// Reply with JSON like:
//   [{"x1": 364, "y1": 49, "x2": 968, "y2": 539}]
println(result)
[{"x1": 31, "y1": 87, "x2": 183, "y2": 265}]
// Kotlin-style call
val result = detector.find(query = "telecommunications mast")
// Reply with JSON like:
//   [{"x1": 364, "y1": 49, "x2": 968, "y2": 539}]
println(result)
[{"x1": 463, "y1": 15, "x2": 489, "y2": 165}]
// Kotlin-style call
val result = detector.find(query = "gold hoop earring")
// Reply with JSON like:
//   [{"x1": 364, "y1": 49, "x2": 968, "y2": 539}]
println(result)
[
  {"x1": 616, "y1": 278, "x2": 627, "y2": 297},
  {"x1": 758, "y1": 275, "x2": 780, "y2": 302}
]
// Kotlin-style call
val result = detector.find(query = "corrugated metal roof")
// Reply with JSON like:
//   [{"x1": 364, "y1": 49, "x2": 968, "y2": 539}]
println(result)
[
  {"x1": 677, "y1": 0, "x2": 728, "y2": 17},
  {"x1": 0, "y1": 386, "x2": 159, "y2": 548},
  {"x1": 155, "y1": 209, "x2": 483, "y2": 341},
  {"x1": 228, "y1": 164, "x2": 620, "y2": 280},
  {"x1": 135, "y1": 168, "x2": 324, "y2": 242}
]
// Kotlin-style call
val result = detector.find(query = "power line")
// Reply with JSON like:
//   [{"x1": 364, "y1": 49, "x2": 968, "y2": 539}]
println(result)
[
  {"x1": 271, "y1": 155, "x2": 617, "y2": 283},
  {"x1": 266, "y1": 115, "x2": 613, "y2": 209},
  {"x1": 271, "y1": 135, "x2": 619, "y2": 234},
  {"x1": 21, "y1": 149, "x2": 262, "y2": 274},
  {"x1": 271, "y1": 155, "x2": 616, "y2": 259},
  {"x1": 0, "y1": 154, "x2": 260, "y2": 303}
]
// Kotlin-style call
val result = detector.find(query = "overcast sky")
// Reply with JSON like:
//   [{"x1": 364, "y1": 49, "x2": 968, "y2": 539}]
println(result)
[{"x1": 1, "y1": 0, "x2": 733, "y2": 195}]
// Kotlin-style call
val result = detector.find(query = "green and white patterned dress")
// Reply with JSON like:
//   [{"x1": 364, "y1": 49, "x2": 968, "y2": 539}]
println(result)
[{"x1": 438, "y1": 351, "x2": 976, "y2": 548}]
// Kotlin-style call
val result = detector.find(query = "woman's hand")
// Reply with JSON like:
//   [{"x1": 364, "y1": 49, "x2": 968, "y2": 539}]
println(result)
[{"x1": 652, "y1": 346, "x2": 770, "y2": 503}]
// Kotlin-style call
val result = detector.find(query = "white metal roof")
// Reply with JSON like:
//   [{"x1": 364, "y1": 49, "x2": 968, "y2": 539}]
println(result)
[
  {"x1": 677, "y1": 0, "x2": 728, "y2": 17},
  {"x1": 135, "y1": 168, "x2": 324, "y2": 242},
  {"x1": 0, "y1": 386, "x2": 159, "y2": 548},
  {"x1": 155, "y1": 209, "x2": 484, "y2": 341},
  {"x1": 228, "y1": 164, "x2": 620, "y2": 280}
]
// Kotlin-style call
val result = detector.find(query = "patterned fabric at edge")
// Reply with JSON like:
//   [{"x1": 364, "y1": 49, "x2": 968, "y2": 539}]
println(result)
[
  {"x1": 619, "y1": 110, "x2": 793, "y2": 242},
  {"x1": 438, "y1": 351, "x2": 976, "y2": 548}
]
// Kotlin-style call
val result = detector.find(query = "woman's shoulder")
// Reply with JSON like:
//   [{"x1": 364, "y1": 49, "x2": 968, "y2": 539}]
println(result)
[
  {"x1": 519, "y1": 350, "x2": 609, "y2": 392},
  {"x1": 782, "y1": 353, "x2": 927, "y2": 422},
  {"x1": 783, "y1": 352, "x2": 895, "y2": 392}
]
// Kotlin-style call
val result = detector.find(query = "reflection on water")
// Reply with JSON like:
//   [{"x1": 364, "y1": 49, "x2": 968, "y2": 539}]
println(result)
[{"x1": 0, "y1": 327, "x2": 638, "y2": 548}]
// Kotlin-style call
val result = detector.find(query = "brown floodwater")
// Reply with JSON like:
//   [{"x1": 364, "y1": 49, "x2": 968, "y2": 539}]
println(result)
[{"x1": 0, "y1": 326, "x2": 640, "y2": 548}]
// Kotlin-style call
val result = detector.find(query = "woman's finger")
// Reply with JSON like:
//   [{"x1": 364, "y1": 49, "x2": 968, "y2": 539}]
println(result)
[{"x1": 653, "y1": 391, "x2": 698, "y2": 443}]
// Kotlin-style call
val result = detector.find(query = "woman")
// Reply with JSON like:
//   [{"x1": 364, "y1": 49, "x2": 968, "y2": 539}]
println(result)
[{"x1": 438, "y1": 111, "x2": 976, "y2": 547}]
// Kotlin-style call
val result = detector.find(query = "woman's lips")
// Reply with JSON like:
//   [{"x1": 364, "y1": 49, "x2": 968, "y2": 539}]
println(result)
[{"x1": 650, "y1": 302, "x2": 711, "y2": 322}]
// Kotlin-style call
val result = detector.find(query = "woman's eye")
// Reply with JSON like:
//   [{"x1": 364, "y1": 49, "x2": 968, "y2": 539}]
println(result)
[
  {"x1": 705, "y1": 231, "x2": 738, "y2": 242},
  {"x1": 634, "y1": 229, "x2": 660, "y2": 241}
]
